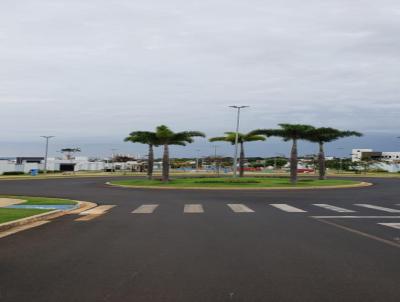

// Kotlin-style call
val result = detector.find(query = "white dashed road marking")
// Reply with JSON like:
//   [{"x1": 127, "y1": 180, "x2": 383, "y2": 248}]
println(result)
[
  {"x1": 132, "y1": 204, "x2": 159, "y2": 214},
  {"x1": 270, "y1": 204, "x2": 306, "y2": 213},
  {"x1": 184, "y1": 204, "x2": 204, "y2": 213},
  {"x1": 75, "y1": 205, "x2": 116, "y2": 221},
  {"x1": 227, "y1": 204, "x2": 254, "y2": 213},
  {"x1": 313, "y1": 204, "x2": 355, "y2": 213},
  {"x1": 378, "y1": 223, "x2": 400, "y2": 230},
  {"x1": 79, "y1": 205, "x2": 116, "y2": 215},
  {"x1": 354, "y1": 204, "x2": 400, "y2": 213}
]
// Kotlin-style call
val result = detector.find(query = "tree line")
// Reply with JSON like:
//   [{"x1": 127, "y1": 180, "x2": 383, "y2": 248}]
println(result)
[{"x1": 124, "y1": 124, "x2": 362, "y2": 183}]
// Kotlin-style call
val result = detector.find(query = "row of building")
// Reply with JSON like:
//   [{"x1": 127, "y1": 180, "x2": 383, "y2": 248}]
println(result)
[
  {"x1": 0, "y1": 156, "x2": 148, "y2": 175},
  {"x1": 351, "y1": 149, "x2": 400, "y2": 173},
  {"x1": 1, "y1": 148, "x2": 399, "y2": 175}
]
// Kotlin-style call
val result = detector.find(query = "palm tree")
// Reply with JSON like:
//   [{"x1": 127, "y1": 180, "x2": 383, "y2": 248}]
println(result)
[
  {"x1": 124, "y1": 131, "x2": 159, "y2": 180},
  {"x1": 250, "y1": 124, "x2": 315, "y2": 184},
  {"x1": 209, "y1": 132, "x2": 266, "y2": 177},
  {"x1": 306, "y1": 128, "x2": 362, "y2": 180},
  {"x1": 155, "y1": 125, "x2": 205, "y2": 182}
]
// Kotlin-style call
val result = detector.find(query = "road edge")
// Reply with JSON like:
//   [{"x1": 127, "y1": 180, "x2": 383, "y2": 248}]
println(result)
[
  {"x1": 0, "y1": 200, "x2": 97, "y2": 233},
  {"x1": 105, "y1": 181, "x2": 373, "y2": 191}
]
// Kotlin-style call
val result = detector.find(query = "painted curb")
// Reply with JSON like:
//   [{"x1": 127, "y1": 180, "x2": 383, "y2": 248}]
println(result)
[
  {"x1": 106, "y1": 181, "x2": 373, "y2": 191},
  {"x1": 0, "y1": 200, "x2": 97, "y2": 232}
]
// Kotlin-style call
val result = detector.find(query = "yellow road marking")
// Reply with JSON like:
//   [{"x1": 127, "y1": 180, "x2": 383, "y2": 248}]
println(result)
[
  {"x1": 75, "y1": 214, "x2": 102, "y2": 221},
  {"x1": 79, "y1": 205, "x2": 116, "y2": 215}
]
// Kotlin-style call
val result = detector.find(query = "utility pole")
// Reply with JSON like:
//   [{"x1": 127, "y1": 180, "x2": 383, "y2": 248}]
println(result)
[
  {"x1": 229, "y1": 105, "x2": 249, "y2": 177},
  {"x1": 111, "y1": 148, "x2": 118, "y2": 172},
  {"x1": 195, "y1": 149, "x2": 201, "y2": 171},
  {"x1": 40, "y1": 136, "x2": 54, "y2": 174},
  {"x1": 337, "y1": 147, "x2": 344, "y2": 174},
  {"x1": 212, "y1": 145, "x2": 219, "y2": 176}
]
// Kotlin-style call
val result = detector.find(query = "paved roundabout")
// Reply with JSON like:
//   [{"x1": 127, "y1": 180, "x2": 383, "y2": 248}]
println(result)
[{"x1": 0, "y1": 176, "x2": 399, "y2": 302}]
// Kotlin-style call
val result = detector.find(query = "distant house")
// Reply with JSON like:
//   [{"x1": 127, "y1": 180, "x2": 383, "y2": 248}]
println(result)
[
  {"x1": 351, "y1": 149, "x2": 400, "y2": 172},
  {"x1": 352, "y1": 149, "x2": 400, "y2": 162}
]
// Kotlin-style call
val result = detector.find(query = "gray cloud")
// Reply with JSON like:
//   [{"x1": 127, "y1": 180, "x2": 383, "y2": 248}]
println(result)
[{"x1": 0, "y1": 0, "x2": 399, "y2": 155}]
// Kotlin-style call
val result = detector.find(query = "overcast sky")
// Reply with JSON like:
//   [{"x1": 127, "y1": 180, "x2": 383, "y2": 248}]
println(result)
[{"x1": 1, "y1": 0, "x2": 399, "y2": 157}]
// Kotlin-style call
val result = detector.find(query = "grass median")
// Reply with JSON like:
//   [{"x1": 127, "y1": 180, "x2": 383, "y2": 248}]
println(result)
[
  {"x1": 110, "y1": 177, "x2": 362, "y2": 189},
  {"x1": 0, "y1": 196, "x2": 78, "y2": 224},
  {"x1": 0, "y1": 208, "x2": 50, "y2": 224}
]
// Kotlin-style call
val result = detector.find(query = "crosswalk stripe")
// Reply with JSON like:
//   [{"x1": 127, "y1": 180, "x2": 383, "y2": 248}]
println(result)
[
  {"x1": 79, "y1": 205, "x2": 116, "y2": 215},
  {"x1": 75, "y1": 214, "x2": 101, "y2": 221},
  {"x1": 378, "y1": 223, "x2": 400, "y2": 230},
  {"x1": 227, "y1": 204, "x2": 254, "y2": 213},
  {"x1": 132, "y1": 204, "x2": 159, "y2": 214},
  {"x1": 354, "y1": 204, "x2": 400, "y2": 213},
  {"x1": 270, "y1": 204, "x2": 306, "y2": 213},
  {"x1": 313, "y1": 204, "x2": 355, "y2": 213},
  {"x1": 184, "y1": 204, "x2": 204, "y2": 213},
  {"x1": 75, "y1": 205, "x2": 116, "y2": 222}
]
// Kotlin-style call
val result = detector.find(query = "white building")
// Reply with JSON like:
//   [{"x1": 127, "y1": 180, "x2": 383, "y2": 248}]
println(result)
[
  {"x1": 0, "y1": 156, "x2": 107, "y2": 174},
  {"x1": 352, "y1": 149, "x2": 400, "y2": 162},
  {"x1": 45, "y1": 157, "x2": 106, "y2": 172},
  {"x1": 351, "y1": 149, "x2": 400, "y2": 172}
]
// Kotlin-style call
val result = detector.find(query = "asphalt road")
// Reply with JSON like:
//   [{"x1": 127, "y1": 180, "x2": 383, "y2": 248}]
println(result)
[{"x1": 0, "y1": 176, "x2": 399, "y2": 302}]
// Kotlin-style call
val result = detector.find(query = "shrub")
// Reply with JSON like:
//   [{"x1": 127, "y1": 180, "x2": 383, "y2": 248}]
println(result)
[{"x1": 2, "y1": 171, "x2": 25, "y2": 175}]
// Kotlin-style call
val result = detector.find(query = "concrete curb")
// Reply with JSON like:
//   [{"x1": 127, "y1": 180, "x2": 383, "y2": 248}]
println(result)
[
  {"x1": 106, "y1": 181, "x2": 373, "y2": 191},
  {"x1": 0, "y1": 200, "x2": 97, "y2": 232}
]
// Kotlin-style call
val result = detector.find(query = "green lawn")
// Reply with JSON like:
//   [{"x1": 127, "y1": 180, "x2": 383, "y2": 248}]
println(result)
[
  {"x1": 2, "y1": 196, "x2": 78, "y2": 205},
  {"x1": 0, "y1": 196, "x2": 77, "y2": 225},
  {"x1": 0, "y1": 208, "x2": 50, "y2": 224},
  {"x1": 111, "y1": 177, "x2": 361, "y2": 188}
]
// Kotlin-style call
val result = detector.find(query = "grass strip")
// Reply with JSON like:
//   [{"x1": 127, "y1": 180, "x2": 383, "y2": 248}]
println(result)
[
  {"x1": 111, "y1": 177, "x2": 360, "y2": 188},
  {"x1": 0, "y1": 208, "x2": 50, "y2": 224}
]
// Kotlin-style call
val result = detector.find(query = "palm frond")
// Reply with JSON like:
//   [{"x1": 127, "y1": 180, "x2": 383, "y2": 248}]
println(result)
[{"x1": 209, "y1": 136, "x2": 229, "y2": 142}]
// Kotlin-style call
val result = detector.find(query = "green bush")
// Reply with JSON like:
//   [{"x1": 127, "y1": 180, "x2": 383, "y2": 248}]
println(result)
[
  {"x1": 2, "y1": 171, "x2": 25, "y2": 175},
  {"x1": 369, "y1": 169, "x2": 388, "y2": 173}
]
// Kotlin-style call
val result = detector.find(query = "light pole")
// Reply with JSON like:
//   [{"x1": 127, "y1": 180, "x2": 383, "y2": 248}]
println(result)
[
  {"x1": 195, "y1": 149, "x2": 201, "y2": 171},
  {"x1": 111, "y1": 148, "x2": 118, "y2": 172},
  {"x1": 40, "y1": 136, "x2": 54, "y2": 174},
  {"x1": 337, "y1": 147, "x2": 344, "y2": 174},
  {"x1": 212, "y1": 145, "x2": 219, "y2": 175},
  {"x1": 229, "y1": 105, "x2": 249, "y2": 177}
]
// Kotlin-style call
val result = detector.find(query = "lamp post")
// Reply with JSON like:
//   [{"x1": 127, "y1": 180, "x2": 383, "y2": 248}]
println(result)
[
  {"x1": 229, "y1": 105, "x2": 249, "y2": 177},
  {"x1": 195, "y1": 149, "x2": 201, "y2": 171},
  {"x1": 111, "y1": 148, "x2": 118, "y2": 172},
  {"x1": 337, "y1": 147, "x2": 344, "y2": 174},
  {"x1": 212, "y1": 145, "x2": 219, "y2": 176},
  {"x1": 40, "y1": 136, "x2": 54, "y2": 174}
]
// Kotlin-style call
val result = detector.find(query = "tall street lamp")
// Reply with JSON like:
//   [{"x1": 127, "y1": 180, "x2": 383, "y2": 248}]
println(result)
[
  {"x1": 337, "y1": 147, "x2": 344, "y2": 174},
  {"x1": 195, "y1": 149, "x2": 201, "y2": 171},
  {"x1": 212, "y1": 145, "x2": 219, "y2": 176},
  {"x1": 229, "y1": 105, "x2": 249, "y2": 177},
  {"x1": 40, "y1": 136, "x2": 54, "y2": 174}
]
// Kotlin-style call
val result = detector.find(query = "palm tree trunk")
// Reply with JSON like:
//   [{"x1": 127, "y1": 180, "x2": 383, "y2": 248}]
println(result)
[
  {"x1": 290, "y1": 139, "x2": 298, "y2": 184},
  {"x1": 147, "y1": 144, "x2": 154, "y2": 180},
  {"x1": 239, "y1": 142, "x2": 245, "y2": 177},
  {"x1": 162, "y1": 144, "x2": 170, "y2": 182},
  {"x1": 318, "y1": 142, "x2": 326, "y2": 180}
]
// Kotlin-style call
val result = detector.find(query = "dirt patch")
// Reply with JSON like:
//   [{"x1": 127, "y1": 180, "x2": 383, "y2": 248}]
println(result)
[{"x1": 0, "y1": 198, "x2": 26, "y2": 207}]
